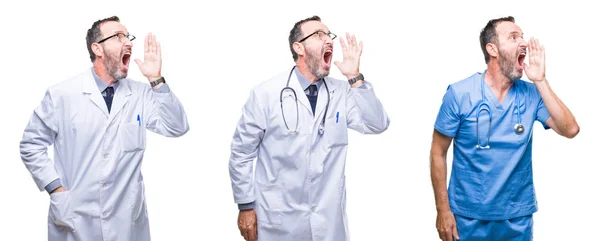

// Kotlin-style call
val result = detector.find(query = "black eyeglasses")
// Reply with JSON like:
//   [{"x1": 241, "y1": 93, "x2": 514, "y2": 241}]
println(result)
[
  {"x1": 298, "y1": 30, "x2": 337, "y2": 43},
  {"x1": 96, "y1": 32, "x2": 136, "y2": 44}
]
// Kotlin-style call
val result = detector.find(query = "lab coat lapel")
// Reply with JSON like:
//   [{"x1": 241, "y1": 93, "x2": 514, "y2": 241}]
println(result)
[
  {"x1": 314, "y1": 77, "x2": 338, "y2": 120},
  {"x1": 81, "y1": 70, "x2": 110, "y2": 118},
  {"x1": 107, "y1": 79, "x2": 132, "y2": 122},
  {"x1": 287, "y1": 71, "x2": 313, "y2": 114}
]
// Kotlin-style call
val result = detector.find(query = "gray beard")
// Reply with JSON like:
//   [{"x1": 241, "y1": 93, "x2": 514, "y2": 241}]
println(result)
[
  {"x1": 498, "y1": 50, "x2": 521, "y2": 81},
  {"x1": 306, "y1": 49, "x2": 328, "y2": 80},
  {"x1": 104, "y1": 51, "x2": 126, "y2": 81}
]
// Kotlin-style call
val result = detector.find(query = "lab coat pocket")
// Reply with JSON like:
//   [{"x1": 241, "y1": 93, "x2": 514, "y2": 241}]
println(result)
[
  {"x1": 255, "y1": 182, "x2": 283, "y2": 226},
  {"x1": 452, "y1": 169, "x2": 482, "y2": 209},
  {"x1": 49, "y1": 191, "x2": 75, "y2": 230},
  {"x1": 119, "y1": 122, "x2": 145, "y2": 152},
  {"x1": 325, "y1": 113, "x2": 348, "y2": 148}
]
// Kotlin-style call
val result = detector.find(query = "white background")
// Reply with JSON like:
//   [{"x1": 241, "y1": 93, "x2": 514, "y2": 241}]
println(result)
[{"x1": 1, "y1": 0, "x2": 598, "y2": 240}]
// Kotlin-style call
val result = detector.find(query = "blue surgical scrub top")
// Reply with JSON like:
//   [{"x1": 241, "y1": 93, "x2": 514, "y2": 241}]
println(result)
[{"x1": 434, "y1": 71, "x2": 551, "y2": 220}]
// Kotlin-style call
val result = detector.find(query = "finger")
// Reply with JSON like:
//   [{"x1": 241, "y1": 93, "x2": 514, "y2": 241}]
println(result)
[
  {"x1": 541, "y1": 43, "x2": 545, "y2": 61},
  {"x1": 351, "y1": 34, "x2": 357, "y2": 49},
  {"x1": 534, "y1": 38, "x2": 541, "y2": 55},
  {"x1": 144, "y1": 33, "x2": 149, "y2": 54},
  {"x1": 346, "y1": 32, "x2": 352, "y2": 46},
  {"x1": 453, "y1": 224, "x2": 460, "y2": 240},
  {"x1": 358, "y1": 40, "x2": 363, "y2": 56},
  {"x1": 338, "y1": 37, "x2": 347, "y2": 52},
  {"x1": 152, "y1": 34, "x2": 158, "y2": 55},
  {"x1": 156, "y1": 38, "x2": 162, "y2": 57},
  {"x1": 444, "y1": 231, "x2": 453, "y2": 241},
  {"x1": 241, "y1": 229, "x2": 249, "y2": 241},
  {"x1": 249, "y1": 225, "x2": 258, "y2": 241},
  {"x1": 150, "y1": 32, "x2": 156, "y2": 54}
]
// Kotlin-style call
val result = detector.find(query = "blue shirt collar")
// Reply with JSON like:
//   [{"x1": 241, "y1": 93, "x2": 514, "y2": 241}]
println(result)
[
  {"x1": 294, "y1": 67, "x2": 323, "y2": 91},
  {"x1": 91, "y1": 67, "x2": 119, "y2": 92}
]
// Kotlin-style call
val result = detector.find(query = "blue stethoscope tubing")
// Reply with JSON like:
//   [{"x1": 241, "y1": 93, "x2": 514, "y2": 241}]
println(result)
[
  {"x1": 280, "y1": 66, "x2": 330, "y2": 135},
  {"x1": 476, "y1": 70, "x2": 524, "y2": 149}
]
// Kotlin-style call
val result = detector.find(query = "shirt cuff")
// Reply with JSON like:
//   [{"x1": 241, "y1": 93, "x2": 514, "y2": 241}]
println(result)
[
  {"x1": 45, "y1": 178, "x2": 62, "y2": 193},
  {"x1": 238, "y1": 202, "x2": 255, "y2": 210},
  {"x1": 152, "y1": 83, "x2": 170, "y2": 93}
]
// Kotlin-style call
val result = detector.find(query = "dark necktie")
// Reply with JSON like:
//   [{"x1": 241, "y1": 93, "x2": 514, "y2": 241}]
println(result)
[
  {"x1": 103, "y1": 86, "x2": 114, "y2": 113},
  {"x1": 306, "y1": 85, "x2": 318, "y2": 114}
]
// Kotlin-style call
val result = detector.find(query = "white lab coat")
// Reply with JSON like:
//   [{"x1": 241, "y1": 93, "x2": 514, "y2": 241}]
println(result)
[
  {"x1": 229, "y1": 67, "x2": 390, "y2": 241},
  {"x1": 20, "y1": 68, "x2": 189, "y2": 241}
]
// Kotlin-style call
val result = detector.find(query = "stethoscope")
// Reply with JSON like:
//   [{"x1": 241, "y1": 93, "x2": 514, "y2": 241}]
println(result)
[
  {"x1": 280, "y1": 66, "x2": 330, "y2": 135},
  {"x1": 476, "y1": 70, "x2": 524, "y2": 149}
]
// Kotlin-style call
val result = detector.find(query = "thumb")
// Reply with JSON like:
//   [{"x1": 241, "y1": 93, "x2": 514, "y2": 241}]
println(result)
[
  {"x1": 453, "y1": 224, "x2": 460, "y2": 240},
  {"x1": 334, "y1": 61, "x2": 341, "y2": 68},
  {"x1": 134, "y1": 59, "x2": 142, "y2": 67}
]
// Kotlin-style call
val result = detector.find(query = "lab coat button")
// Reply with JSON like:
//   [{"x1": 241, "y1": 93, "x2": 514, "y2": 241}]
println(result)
[{"x1": 103, "y1": 154, "x2": 109, "y2": 159}]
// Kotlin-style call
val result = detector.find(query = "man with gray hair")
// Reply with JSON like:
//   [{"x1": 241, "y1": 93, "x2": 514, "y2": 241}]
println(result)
[
  {"x1": 20, "y1": 16, "x2": 189, "y2": 241},
  {"x1": 229, "y1": 15, "x2": 390, "y2": 241}
]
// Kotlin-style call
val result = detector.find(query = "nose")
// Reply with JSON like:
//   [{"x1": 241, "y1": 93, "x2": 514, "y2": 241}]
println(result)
[
  {"x1": 519, "y1": 38, "x2": 528, "y2": 48},
  {"x1": 124, "y1": 39, "x2": 133, "y2": 48},
  {"x1": 325, "y1": 36, "x2": 334, "y2": 45},
  {"x1": 123, "y1": 36, "x2": 133, "y2": 47}
]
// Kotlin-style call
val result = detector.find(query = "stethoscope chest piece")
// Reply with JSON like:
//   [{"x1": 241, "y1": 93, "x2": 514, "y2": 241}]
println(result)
[{"x1": 514, "y1": 123, "x2": 524, "y2": 135}]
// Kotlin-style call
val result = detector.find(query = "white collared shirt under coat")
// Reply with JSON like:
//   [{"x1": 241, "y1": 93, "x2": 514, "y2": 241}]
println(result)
[
  {"x1": 229, "y1": 67, "x2": 390, "y2": 241},
  {"x1": 19, "y1": 68, "x2": 189, "y2": 241}
]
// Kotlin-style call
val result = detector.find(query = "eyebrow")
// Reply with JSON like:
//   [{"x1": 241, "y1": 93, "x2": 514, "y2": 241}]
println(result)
[{"x1": 508, "y1": 31, "x2": 523, "y2": 36}]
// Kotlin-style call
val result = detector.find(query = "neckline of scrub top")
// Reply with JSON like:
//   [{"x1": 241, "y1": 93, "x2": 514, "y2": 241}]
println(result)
[{"x1": 480, "y1": 72, "x2": 517, "y2": 112}]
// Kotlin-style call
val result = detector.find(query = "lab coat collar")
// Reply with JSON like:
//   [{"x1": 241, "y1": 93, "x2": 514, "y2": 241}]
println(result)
[
  {"x1": 294, "y1": 67, "x2": 323, "y2": 93},
  {"x1": 82, "y1": 68, "x2": 132, "y2": 119},
  {"x1": 91, "y1": 67, "x2": 120, "y2": 93},
  {"x1": 287, "y1": 66, "x2": 338, "y2": 119}
]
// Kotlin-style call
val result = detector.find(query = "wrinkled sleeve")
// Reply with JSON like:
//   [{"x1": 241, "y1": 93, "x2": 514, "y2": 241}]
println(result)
[
  {"x1": 346, "y1": 81, "x2": 390, "y2": 134},
  {"x1": 143, "y1": 83, "x2": 190, "y2": 137},
  {"x1": 229, "y1": 89, "x2": 266, "y2": 205},
  {"x1": 19, "y1": 90, "x2": 60, "y2": 191}
]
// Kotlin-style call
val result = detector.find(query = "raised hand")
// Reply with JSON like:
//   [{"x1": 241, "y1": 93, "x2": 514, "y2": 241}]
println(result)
[
  {"x1": 334, "y1": 32, "x2": 363, "y2": 79},
  {"x1": 134, "y1": 32, "x2": 162, "y2": 81},
  {"x1": 524, "y1": 37, "x2": 546, "y2": 83}
]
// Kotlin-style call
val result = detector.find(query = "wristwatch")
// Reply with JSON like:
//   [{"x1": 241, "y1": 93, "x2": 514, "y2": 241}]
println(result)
[
  {"x1": 347, "y1": 73, "x2": 364, "y2": 85},
  {"x1": 150, "y1": 77, "x2": 166, "y2": 88}
]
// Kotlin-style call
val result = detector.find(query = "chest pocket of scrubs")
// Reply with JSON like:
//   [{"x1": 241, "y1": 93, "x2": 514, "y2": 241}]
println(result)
[
  {"x1": 324, "y1": 111, "x2": 348, "y2": 148},
  {"x1": 119, "y1": 122, "x2": 146, "y2": 152},
  {"x1": 255, "y1": 182, "x2": 283, "y2": 226}
]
